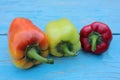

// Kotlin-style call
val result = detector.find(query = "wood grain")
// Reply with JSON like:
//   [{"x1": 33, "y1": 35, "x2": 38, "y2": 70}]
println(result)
[
  {"x1": 0, "y1": 0, "x2": 120, "y2": 34},
  {"x1": 0, "y1": 0, "x2": 120, "y2": 80},
  {"x1": 0, "y1": 35, "x2": 120, "y2": 80}
]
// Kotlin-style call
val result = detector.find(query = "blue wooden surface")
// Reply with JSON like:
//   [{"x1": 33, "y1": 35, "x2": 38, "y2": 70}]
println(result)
[
  {"x1": 0, "y1": 0, "x2": 120, "y2": 80},
  {"x1": 0, "y1": 36, "x2": 120, "y2": 80},
  {"x1": 0, "y1": 0, "x2": 120, "y2": 34}
]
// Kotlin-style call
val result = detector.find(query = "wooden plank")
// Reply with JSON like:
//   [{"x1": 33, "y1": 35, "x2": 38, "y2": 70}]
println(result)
[
  {"x1": 0, "y1": 35, "x2": 120, "y2": 80},
  {"x1": 0, "y1": 0, "x2": 120, "y2": 34}
]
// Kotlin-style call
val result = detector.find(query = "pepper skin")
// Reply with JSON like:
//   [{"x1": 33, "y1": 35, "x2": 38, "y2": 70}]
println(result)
[
  {"x1": 45, "y1": 18, "x2": 81, "y2": 57},
  {"x1": 8, "y1": 18, "x2": 53, "y2": 69},
  {"x1": 80, "y1": 22, "x2": 112, "y2": 54}
]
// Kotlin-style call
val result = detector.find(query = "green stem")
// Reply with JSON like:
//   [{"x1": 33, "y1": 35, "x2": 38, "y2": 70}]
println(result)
[
  {"x1": 27, "y1": 48, "x2": 54, "y2": 64},
  {"x1": 91, "y1": 35, "x2": 98, "y2": 51},
  {"x1": 62, "y1": 44, "x2": 76, "y2": 56}
]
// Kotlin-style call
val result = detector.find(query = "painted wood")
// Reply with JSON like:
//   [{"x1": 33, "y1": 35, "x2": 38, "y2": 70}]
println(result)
[
  {"x1": 0, "y1": 35, "x2": 120, "y2": 80},
  {"x1": 0, "y1": 0, "x2": 120, "y2": 80},
  {"x1": 0, "y1": 0, "x2": 120, "y2": 34}
]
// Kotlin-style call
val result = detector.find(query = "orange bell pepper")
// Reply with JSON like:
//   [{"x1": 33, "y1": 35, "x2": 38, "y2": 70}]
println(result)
[{"x1": 8, "y1": 18, "x2": 53, "y2": 69}]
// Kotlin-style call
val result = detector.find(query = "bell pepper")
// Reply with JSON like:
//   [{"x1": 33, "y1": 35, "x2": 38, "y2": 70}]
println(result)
[
  {"x1": 45, "y1": 18, "x2": 81, "y2": 57},
  {"x1": 8, "y1": 18, "x2": 54, "y2": 69},
  {"x1": 80, "y1": 22, "x2": 112, "y2": 54}
]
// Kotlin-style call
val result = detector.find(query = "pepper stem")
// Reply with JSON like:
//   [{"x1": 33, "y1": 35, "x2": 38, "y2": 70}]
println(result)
[
  {"x1": 91, "y1": 35, "x2": 98, "y2": 51},
  {"x1": 61, "y1": 44, "x2": 77, "y2": 56},
  {"x1": 27, "y1": 48, "x2": 54, "y2": 64}
]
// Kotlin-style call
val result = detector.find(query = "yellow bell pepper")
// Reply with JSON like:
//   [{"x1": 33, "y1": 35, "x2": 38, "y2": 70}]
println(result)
[{"x1": 45, "y1": 18, "x2": 81, "y2": 57}]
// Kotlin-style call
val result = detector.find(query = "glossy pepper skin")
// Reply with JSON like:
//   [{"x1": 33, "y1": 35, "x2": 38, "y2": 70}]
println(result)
[
  {"x1": 80, "y1": 22, "x2": 112, "y2": 54},
  {"x1": 45, "y1": 18, "x2": 81, "y2": 57},
  {"x1": 8, "y1": 18, "x2": 53, "y2": 69}
]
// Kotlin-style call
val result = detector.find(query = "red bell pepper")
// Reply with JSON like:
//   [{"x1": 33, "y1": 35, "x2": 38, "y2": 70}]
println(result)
[{"x1": 80, "y1": 22, "x2": 112, "y2": 54}]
